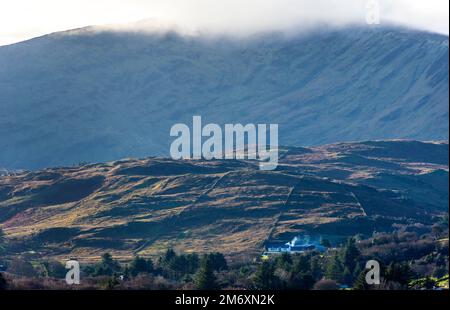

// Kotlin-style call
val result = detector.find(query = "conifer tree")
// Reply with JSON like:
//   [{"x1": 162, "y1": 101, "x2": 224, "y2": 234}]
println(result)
[
  {"x1": 130, "y1": 256, "x2": 153, "y2": 276},
  {"x1": 353, "y1": 270, "x2": 370, "y2": 290},
  {"x1": 194, "y1": 255, "x2": 219, "y2": 290},
  {"x1": 254, "y1": 261, "x2": 279, "y2": 290},
  {"x1": 325, "y1": 255, "x2": 344, "y2": 282},
  {"x1": 310, "y1": 256, "x2": 323, "y2": 280},
  {"x1": 293, "y1": 254, "x2": 310, "y2": 274},
  {"x1": 340, "y1": 238, "x2": 360, "y2": 273},
  {"x1": 384, "y1": 262, "x2": 414, "y2": 286}
]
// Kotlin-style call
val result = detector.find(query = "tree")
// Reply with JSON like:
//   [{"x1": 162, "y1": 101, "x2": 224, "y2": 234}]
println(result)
[
  {"x1": 7, "y1": 259, "x2": 37, "y2": 277},
  {"x1": 340, "y1": 238, "x2": 360, "y2": 273},
  {"x1": 342, "y1": 267, "x2": 353, "y2": 285},
  {"x1": 94, "y1": 253, "x2": 121, "y2": 276},
  {"x1": 353, "y1": 270, "x2": 370, "y2": 290},
  {"x1": 293, "y1": 255, "x2": 311, "y2": 274},
  {"x1": 170, "y1": 255, "x2": 188, "y2": 273},
  {"x1": 423, "y1": 277, "x2": 436, "y2": 290},
  {"x1": 185, "y1": 253, "x2": 200, "y2": 274},
  {"x1": 163, "y1": 249, "x2": 177, "y2": 265},
  {"x1": 384, "y1": 262, "x2": 414, "y2": 287},
  {"x1": 103, "y1": 276, "x2": 120, "y2": 290},
  {"x1": 194, "y1": 255, "x2": 219, "y2": 290},
  {"x1": 129, "y1": 256, "x2": 153, "y2": 277},
  {"x1": 289, "y1": 272, "x2": 315, "y2": 290},
  {"x1": 0, "y1": 273, "x2": 7, "y2": 290},
  {"x1": 352, "y1": 262, "x2": 363, "y2": 281},
  {"x1": 42, "y1": 260, "x2": 66, "y2": 278},
  {"x1": 325, "y1": 255, "x2": 343, "y2": 282},
  {"x1": 254, "y1": 261, "x2": 280, "y2": 290},
  {"x1": 310, "y1": 256, "x2": 323, "y2": 280},
  {"x1": 276, "y1": 253, "x2": 293, "y2": 271},
  {"x1": 208, "y1": 253, "x2": 228, "y2": 271},
  {"x1": 162, "y1": 252, "x2": 200, "y2": 275}
]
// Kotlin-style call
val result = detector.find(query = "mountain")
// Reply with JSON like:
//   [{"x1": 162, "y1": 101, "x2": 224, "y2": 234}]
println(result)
[
  {"x1": 0, "y1": 26, "x2": 448, "y2": 170},
  {"x1": 0, "y1": 140, "x2": 447, "y2": 261}
]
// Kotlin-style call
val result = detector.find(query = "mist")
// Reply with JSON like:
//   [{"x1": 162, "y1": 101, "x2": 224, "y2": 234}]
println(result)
[{"x1": 0, "y1": 0, "x2": 448, "y2": 45}]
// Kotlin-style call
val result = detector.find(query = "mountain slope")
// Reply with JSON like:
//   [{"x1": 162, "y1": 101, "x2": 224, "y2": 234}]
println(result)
[
  {"x1": 0, "y1": 140, "x2": 447, "y2": 261},
  {"x1": 0, "y1": 26, "x2": 448, "y2": 169}
]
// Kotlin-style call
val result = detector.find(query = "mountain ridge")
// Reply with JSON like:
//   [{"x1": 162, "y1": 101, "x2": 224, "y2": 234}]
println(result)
[
  {"x1": 0, "y1": 140, "x2": 447, "y2": 261},
  {"x1": 0, "y1": 25, "x2": 448, "y2": 169}
]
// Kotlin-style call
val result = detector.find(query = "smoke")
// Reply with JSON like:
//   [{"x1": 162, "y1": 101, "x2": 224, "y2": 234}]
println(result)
[{"x1": 0, "y1": 0, "x2": 448, "y2": 45}]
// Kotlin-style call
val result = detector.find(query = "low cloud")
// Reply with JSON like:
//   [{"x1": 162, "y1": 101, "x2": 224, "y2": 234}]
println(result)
[{"x1": 0, "y1": 0, "x2": 448, "y2": 45}]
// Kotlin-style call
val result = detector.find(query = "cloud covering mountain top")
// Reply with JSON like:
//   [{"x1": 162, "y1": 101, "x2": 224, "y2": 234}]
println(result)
[
  {"x1": 0, "y1": 26, "x2": 447, "y2": 169},
  {"x1": 1, "y1": 0, "x2": 449, "y2": 45}
]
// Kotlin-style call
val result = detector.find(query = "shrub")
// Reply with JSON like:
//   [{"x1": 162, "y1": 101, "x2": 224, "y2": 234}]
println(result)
[
  {"x1": 313, "y1": 279, "x2": 339, "y2": 290},
  {"x1": 7, "y1": 259, "x2": 38, "y2": 277}
]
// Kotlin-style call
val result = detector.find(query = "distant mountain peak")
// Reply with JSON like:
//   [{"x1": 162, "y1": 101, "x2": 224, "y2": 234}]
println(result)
[{"x1": 0, "y1": 26, "x2": 448, "y2": 169}]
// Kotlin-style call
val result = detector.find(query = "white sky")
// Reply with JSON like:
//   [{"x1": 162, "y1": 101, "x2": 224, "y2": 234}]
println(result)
[{"x1": 0, "y1": 0, "x2": 448, "y2": 46}]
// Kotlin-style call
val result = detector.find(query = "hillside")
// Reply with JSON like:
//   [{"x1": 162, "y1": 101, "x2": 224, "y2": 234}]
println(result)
[
  {"x1": 0, "y1": 140, "x2": 447, "y2": 262},
  {"x1": 0, "y1": 26, "x2": 448, "y2": 169}
]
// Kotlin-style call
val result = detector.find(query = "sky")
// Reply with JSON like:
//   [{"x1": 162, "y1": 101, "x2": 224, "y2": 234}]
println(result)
[{"x1": 0, "y1": 0, "x2": 448, "y2": 46}]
